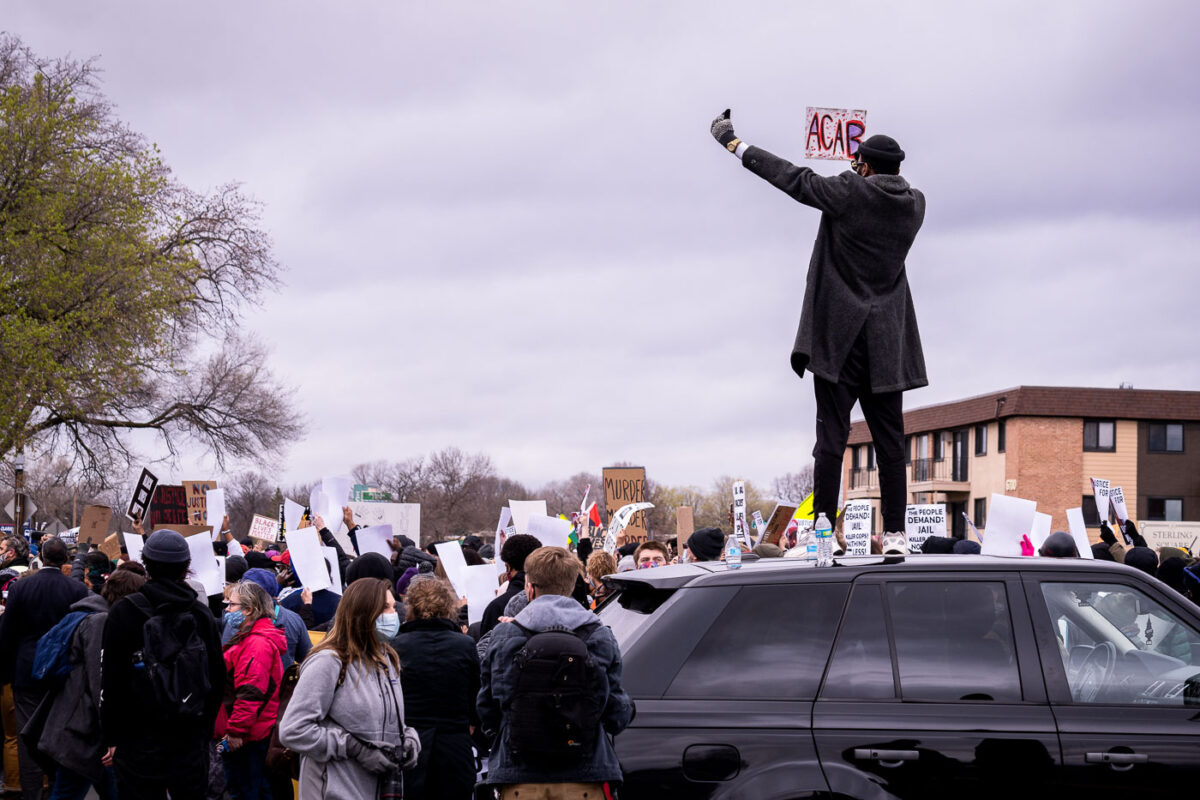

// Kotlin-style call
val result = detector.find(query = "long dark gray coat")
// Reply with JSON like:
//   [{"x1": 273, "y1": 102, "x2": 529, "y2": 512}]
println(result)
[{"x1": 742, "y1": 146, "x2": 928, "y2": 393}]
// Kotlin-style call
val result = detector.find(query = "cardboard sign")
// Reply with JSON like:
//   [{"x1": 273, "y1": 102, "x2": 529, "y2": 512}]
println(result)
[
  {"x1": 762, "y1": 504, "x2": 799, "y2": 547},
  {"x1": 1090, "y1": 478, "x2": 1110, "y2": 525},
  {"x1": 731, "y1": 481, "x2": 751, "y2": 547},
  {"x1": 675, "y1": 506, "x2": 694, "y2": 562},
  {"x1": 247, "y1": 514, "x2": 278, "y2": 543},
  {"x1": 79, "y1": 505, "x2": 113, "y2": 545},
  {"x1": 183, "y1": 481, "x2": 217, "y2": 526},
  {"x1": 151, "y1": 523, "x2": 214, "y2": 539},
  {"x1": 98, "y1": 533, "x2": 122, "y2": 560},
  {"x1": 603, "y1": 467, "x2": 648, "y2": 543},
  {"x1": 1109, "y1": 487, "x2": 1128, "y2": 523},
  {"x1": 127, "y1": 468, "x2": 158, "y2": 522},
  {"x1": 1140, "y1": 521, "x2": 1200, "y2": 554},
  {"x1": 805, "y1": 107, "x2": 867, "y2": 160},
  {"x1": 904, "y1": 504, "x2": 946, "y2": 553},
  {"x1": 843, "y1": 500, "x2": 873, "y2": 556},
  {"x1": 149, "y1": 485, "x2": 188, "y2": 527}
]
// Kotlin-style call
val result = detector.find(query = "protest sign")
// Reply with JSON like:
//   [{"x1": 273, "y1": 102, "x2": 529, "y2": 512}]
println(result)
[
  {"x1": 183, "y1": 529, "x2": 222, "y2": 596},
  {"x1": 603, "y1": 467, "x2": 648, "y2": 543},
  {"x1": 356, "y1": 524, "x2": 394, "y2": 559},
  {"x1": 284, "y1": 499, "x2": 305, "y2": 535},
  {"x1": 527, "y1": 514, "x2": 572, "y2": 550},
  {"x1": 1140, "y1": 521, "x2": 1200, "y2": 553},
  {"x1": 345, "y1": 502, "x2": 420, "y2": 543},
  {"x1": 127, "y1": 468, "x2": 158, "y2": 522},
  {"x1": 149, "y1": 485, "x2": 188, "y2": 527},
  {"x1": 751, "y1": 510, "x2": 765, "y2": 545},
  {"x1": 205, "y1": 488, "x2": 226, "y2": 530},
  {"x1": 464, "y1": 563, "x2": 500, "y2": 626},
  {"x1": 98, "y1": 533, "x2": 122, "y2": 561},
  {"x1": 1066, "y1": 508, "x2": 1095, "y2": 559},
  {"x1": 248, "y1": 514, "x2": 278, "y2": 543},
  {"x1": 287, "y1": 528, "x2": 332, "y2": 592},
  {"x1": 762, "y1": 504, "x2": 799, "y2": 547},
  {"x1": 904, "y1": 504, "x2": 946, "y2": 553},
  {"x1": 508, "y1": 500, "x2": 548, "y2": 536},
  {"x1": 151, "y1": 524, "x2": 212, "y2": 538},
  {"x1": 1030, "y1": 512, "x2": 1053, "y2": 550},
  {"x1": 322, "y1": 476, "x2": 354, "y2": 510},
  {"x1": 79, "y1": 505, "x2": 112, "y2": 545},
  {"x1": 1109, "y1": 487, "x2": 1129, "y2": 523},
  {"x1": 435, "y1": 541, "x2": 470, "y2": 596},
  {"x1": 321, "y1": 546, "x2": 343, "y2": 595},
  {"x1": 602, "y1": 502, "x2": 654, "y2": 554},
  {"x1": 495, "y1": 507, "x2": 512, "y2": 549},
  {"x1": 805, "y1": 107, "x2": 867, "y2": 160},
  {"x1": 124, "y1": 532, "x2": 144, "y2": 564},
  {"x1": 183, "y1": 481, "x2": 217, "y2": 526},
  {"x1": 1090, "y1": 478, "x2": 1110, "y2": 524},
  {"x1": 675, "y1": 506, "x2": 694, "y2": 561},
  {"x1": 731, "y1": 481, "x2": 751, "y2": 548},
  {"x1": 980, "y1": 494, "x2": 1038, "y2": 557},
  {"x1": 843, "y1": 500, "x2": 872, "y2": 556}
]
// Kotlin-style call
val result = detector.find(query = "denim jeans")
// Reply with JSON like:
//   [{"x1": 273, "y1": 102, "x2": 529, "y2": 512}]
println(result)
[{"x1": 48, "y1": 766, "x2": 117, "y2": 800}]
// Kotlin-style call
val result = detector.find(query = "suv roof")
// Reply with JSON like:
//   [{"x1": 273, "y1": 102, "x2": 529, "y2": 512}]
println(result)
[{"x1": 607, "y1": 553, "x2": 1150, "y2": 590}]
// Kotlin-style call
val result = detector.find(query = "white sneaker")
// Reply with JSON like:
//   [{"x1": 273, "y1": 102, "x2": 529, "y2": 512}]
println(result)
[{"x1": 881, "y1": 532, "x2": 907, "y2": 555}]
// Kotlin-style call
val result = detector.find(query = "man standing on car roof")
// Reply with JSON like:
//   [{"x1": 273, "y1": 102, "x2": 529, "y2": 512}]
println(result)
[{"x1": 711, "y1": 109, "x2": 927, "y2": 555}]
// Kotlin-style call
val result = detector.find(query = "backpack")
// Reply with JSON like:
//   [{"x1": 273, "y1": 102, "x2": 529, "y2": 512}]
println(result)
[
  {"x1": 505, "y1": 621, "x2": 605, "y2": 764},
  {"x1": 32, "y1": 610, "x2": 96, "y2": 686},
  {"x1": 127, "y1": 593, "x2": 211, "y2": 722}
]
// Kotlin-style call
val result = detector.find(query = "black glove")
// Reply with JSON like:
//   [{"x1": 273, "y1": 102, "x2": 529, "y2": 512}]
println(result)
[
  {"x1": 710, "y1": 109, "x2": 737, "y2": 148},
  {"x1": 1125, "y1": 520, "x2": 1147, "y2": 548},
  {"x1": 346, "y1": 737, "x2": 399, "y2": 776},
  {"x1": 1098, "y1": 521, "x2": 1117, "y2": 546}
]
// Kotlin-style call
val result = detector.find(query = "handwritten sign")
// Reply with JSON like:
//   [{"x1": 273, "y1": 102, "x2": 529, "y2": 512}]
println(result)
[
  {"x1": 904, "y1": 504, "x2": 946, "y2": 553},
  {"x1": 731, "y1": 481, "x2": 751, "y2": 547},
  {"x1": 805, "y1": 107, "x2": 867, "y2": 160},
  {"x1": 1109, "y1": 487, "x2": 1128, "y2": 523},
  {"x1": 183, "y1": 480, "x2": 217, "y2": 526},
  {"x1": 127, "y1": 468, "x2": 158, "y2": 522},
  {"x1": 149, "y1": 485, "x2": 188, "y2": 527},
  {"x1": 603, "y1": 467, "x2": 648, "y2": 543},
  {"x1": 1090, "y1": 478, "x2": 1110, "y2": 525},
  {"x1": 79, "y1": 505, "x2": 113, "y2": 545},
  {"x1": 675, "y1": 506, "x2": 694, "y2": 562},
  {"x1": 843, "y1": 500, "x2": 872, "y2": 556},
  {"x1": 248, "y1": 514, "x2": 279, "y2": 543}
]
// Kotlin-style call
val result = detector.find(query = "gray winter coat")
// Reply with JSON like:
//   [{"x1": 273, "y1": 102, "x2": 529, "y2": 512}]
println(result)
[
  {"x1": 278, "y1": 649, "x2": 418, "y2": 800},
  {"x1": 37, "y1": 593, "x2": 109, "y2": 784},
  {"x1": 742, "y1": 146, "x2": 927, "y2": 393},
  {"x1": 478, "y1": 594, "x2": 633, "y2": 786}
]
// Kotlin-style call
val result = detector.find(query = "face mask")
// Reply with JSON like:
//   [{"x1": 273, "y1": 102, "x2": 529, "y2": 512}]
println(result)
[
  {"x1": 224, "y1": 610, "x2": 245, "y2": 628},
  {"x1": 375, "y1": 612, "x2": 400, "y2": 640}
]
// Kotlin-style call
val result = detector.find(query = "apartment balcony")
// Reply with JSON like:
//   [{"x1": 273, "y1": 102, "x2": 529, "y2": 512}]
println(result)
[
  {"x1": 846, "y1": 467, "x2": 880, "y2": 499},
  {"x1": 910, "y1": 458, "x2": 970, "y2": 494}
]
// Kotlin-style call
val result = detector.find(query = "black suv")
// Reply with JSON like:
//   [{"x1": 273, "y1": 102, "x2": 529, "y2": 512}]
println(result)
[{"x1": 601, "y1": 554, "x2": 1200, "y2": 799}]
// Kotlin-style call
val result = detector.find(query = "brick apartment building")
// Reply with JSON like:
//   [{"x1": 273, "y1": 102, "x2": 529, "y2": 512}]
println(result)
[{"x1": 842, "y1": 386, "x2": 1200, "y2": 539}]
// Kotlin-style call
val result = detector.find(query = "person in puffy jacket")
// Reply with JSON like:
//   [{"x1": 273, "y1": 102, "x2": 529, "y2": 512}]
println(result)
[{"x1": 216, "y1": 580, "x2": 287, "y2": 800}]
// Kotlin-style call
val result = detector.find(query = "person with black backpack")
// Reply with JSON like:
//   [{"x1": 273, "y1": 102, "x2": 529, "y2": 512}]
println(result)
[
  {"x1": 477, "y1": 546, "x2": 634, "y2": 800},
  {"x1": 100, "y1": 530, "x2": 226, "y2": 800}
]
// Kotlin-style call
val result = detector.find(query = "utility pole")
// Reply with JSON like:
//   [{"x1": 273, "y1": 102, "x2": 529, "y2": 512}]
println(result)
[{"x1": 13, "y1": 450, "x2": 24, "y2": 538}]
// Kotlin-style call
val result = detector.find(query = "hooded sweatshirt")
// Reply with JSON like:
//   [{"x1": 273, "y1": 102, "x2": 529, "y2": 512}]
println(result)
[{"x1": 216, "y1": 615, "x2": 288, "y2": 742}]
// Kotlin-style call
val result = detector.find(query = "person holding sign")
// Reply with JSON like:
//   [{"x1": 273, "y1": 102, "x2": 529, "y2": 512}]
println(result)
[{"x1": 711, "y1": 110, "x2": 927, "y2": 550}]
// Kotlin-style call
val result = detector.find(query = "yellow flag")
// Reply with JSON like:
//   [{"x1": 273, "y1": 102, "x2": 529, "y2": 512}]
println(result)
[{"x1": 793, "y1": 492, "x2": 814, "y2": 521}]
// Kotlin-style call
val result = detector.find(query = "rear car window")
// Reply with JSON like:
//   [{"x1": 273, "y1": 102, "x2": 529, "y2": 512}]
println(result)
[
  {"x1": 822, "y1": 584, "x2": 895, "y2": 699},
  {"x1": 599, "y1": 585, "x2": 675, "y2": 650},
  {"x1": 666, "y1": 583, "x2": 848, "y2": 700}
]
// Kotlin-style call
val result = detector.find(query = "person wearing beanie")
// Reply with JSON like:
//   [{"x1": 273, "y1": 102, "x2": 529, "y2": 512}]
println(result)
[
  {"x1": 1159, "y1": 557, "x2": 1189, "y2": 595},
  {"x1": 226, "y1": 553, "x2": 249, "y2": 584},
  {"x1": 1123, "y1": 546, "x2": 1158, "y2": 578},
  {"x1": 953, "y1": 539, "x2": 982, "y2": 555},
  {"x1": 478, "y1": 534, "x2": 542, "y2": 638},
  {"x1": 712, "y1": 110, "x2": 926, "y2": 557},
  {"x1": 687, "y1": 527, "x2": 726, "y2": 562},
  {"x1": 395, "y1": 565, "x2": 420, "y2": 598},
  {"x1": 1038, "y1": 532, "x2": 1079, "y2": 559},
  {"x1": 345, "y1": 552, "x2": 395, "y2": 586},
  {"x1": 1091, "y1": 542, "x2": 1116, "y2": 562},
  {"x1": 920, "y1": 536, "x2": 956, "y2": 554},
  {"x1": 100, "y1": 530, "x2": 225, "y2": 799}
]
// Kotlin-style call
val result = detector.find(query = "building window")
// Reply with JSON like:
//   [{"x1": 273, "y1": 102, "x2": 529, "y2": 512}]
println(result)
[
  {"x1": 1148, "y1": 423, "x2": 1184, "y2": 453},
  {"x1": 852, "y1": 446, "x2": 861, "y2": 470},
  {"x1": 934, "y1": 431, "x2": 945, "y2": 462},
  {"x1": 1083, "y1": 420, "x2": 1116, "y2": 452},
  {"x1": 1147, "y1": 497, "x2": 1183, "y2": 521},
  {"x1": 997, "y1": 420, "x2": 1006, "y2": 453},
  {"x1": 1082, "y1": 495, "x2": 1105, "y2": 526},
  {"x1": 973, "y1": 497, "x2": 987, "y2": 528},
  {"x1": 867, "y1": 444, "x2": 876, "y2": 470},
  {"x1": 905, "y1": 436, "x2": 912, "y2": 465},
  {"x1": 974, "y1": 424, "x2": 987, "y2": 456}
]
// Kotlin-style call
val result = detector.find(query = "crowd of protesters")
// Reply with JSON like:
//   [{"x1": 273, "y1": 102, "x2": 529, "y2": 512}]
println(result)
[{"x1": 0, "y1": 502, "x2": 1197, "y2": 800}]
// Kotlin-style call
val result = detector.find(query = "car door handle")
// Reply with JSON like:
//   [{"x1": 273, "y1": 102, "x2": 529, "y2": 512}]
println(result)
[
  {"x1": 854, "y1": 748, "x2": 919, "y2": 767},
  {"x1": 1086, "y1": 751, "x2": 1148, "y2": 770}
]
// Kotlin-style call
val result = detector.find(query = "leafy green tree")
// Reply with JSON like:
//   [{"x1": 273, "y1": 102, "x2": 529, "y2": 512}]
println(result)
[{"x1": 0, "y1": 36, "x2": 301, "y2": 480}]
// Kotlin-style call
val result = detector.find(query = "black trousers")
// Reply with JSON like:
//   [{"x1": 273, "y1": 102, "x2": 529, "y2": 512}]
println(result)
[
  {"x1": 13, "y1": 686, "x2": 48, "y2": 800},
  {"x1": 812, "y1": 374, "x2": 907, "y2": 534}
]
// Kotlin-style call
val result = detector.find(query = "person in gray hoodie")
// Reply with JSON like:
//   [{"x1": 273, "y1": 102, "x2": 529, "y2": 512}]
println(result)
[
  {"x1": 279, "y1": 577, "x2": 420, "y2": 800},
  {"x1": 478, "y1": 546, "x2": 633, "y2": 797}
]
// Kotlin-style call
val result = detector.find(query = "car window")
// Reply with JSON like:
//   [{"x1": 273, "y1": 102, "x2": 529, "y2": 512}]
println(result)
[
  {"x1": 821, "y1": 584, "x2": 895, "y2": 700},
  {"x1": 666, "y1": 583, "x2": 848, "y2": 699},
  {"x1": 1039, "y1": 582, "x2": 1200, "y2": 706},
  {"x1": 888, "y1": 581, "x2": 1022, "y2": 702}
]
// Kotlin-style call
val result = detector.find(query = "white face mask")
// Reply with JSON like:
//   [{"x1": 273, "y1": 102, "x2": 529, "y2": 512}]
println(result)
[{"x1": 375, "y1": 611, "x2": 400, "y2": 640}]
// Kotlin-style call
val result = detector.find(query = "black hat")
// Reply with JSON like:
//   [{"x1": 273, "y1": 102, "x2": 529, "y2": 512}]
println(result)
[
  {"x1": 857, "y1": 134, "x2": 905, "y2": 163},
  {"x1": 1123, "y1": 546, "x2": 1158, "y2": 577},
  {"x1": 1039, "y1": 531, "x2": 1079, "y2": 558},
  {"x1": 142, "y1": 530, "x2": 191, "y2": 564},
  {"x1": 953, "y1": 539, "x2": 981, "y2": 555},
  {"x1": 687, "y1": 527, "x2": 725, "y2": 562}
]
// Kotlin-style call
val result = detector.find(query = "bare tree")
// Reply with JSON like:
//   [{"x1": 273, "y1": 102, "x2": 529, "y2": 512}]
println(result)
[{"x1": 772, "y1": 466, "x2": 815, "y2": 505}]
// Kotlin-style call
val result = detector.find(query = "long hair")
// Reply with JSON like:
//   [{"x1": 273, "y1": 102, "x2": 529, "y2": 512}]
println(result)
[
  {"x1": 311, "y1": 578, "x2": 399, "y2": 674},
  {"x1": 226, "y1": 580, "x2": 274, "y2": 648}
]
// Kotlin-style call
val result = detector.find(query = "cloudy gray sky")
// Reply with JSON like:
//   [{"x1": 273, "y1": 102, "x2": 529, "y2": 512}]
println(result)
[{"x1": 8, "y1": 1, "x2": 1199, "y2": 491}]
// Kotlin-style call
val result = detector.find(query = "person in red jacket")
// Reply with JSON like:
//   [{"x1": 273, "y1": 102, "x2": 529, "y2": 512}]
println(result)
[{"x1": 216, "y1": 580, "x2": 286, "y2": 800}]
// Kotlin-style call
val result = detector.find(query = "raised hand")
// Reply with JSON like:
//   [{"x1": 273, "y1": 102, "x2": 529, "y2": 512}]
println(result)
[{"x1": 711, "y1": 108, "x2": 737, "y2": 147}]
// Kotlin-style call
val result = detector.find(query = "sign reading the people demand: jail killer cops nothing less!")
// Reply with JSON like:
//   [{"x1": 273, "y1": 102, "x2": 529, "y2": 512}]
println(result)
[
  {"x1": 843, "y1": 500, "x2": 872, "y2": 556},
  {"x1": 804, "y1": 107, "x2": 867, "y2": 160},
  {"x1": 905, "y1": 504, "x2": 946, "y2": 554}
]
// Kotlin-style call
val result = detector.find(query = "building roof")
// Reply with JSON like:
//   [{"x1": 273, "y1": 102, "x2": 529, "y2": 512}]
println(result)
[{"x1": 848, "y1": 386, "x2": 1200, "y2": 444}]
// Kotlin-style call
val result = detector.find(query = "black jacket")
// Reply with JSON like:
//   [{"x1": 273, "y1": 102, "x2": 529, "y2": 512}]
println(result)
[
  {"x1": 479, "y1": 572, "x2": 524, "y2": 638},
  {"x1": 100, "y1": 578, "x2": 225, "y2": 777},
  {"x1": 0, "y1": 565, "x2": 90, "y2": 688}
]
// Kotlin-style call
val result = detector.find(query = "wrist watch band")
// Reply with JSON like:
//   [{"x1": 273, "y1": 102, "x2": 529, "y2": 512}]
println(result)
[{"x1": 726, "y1": 137, "x2": 741, "y2": 152}]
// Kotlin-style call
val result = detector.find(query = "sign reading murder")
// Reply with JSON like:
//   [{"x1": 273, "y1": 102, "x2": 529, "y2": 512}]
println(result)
[
  {"x1": 184, "y1": 480, "x2": 218, "y2": 526},
  {"x1": 149, "y1": 485, "x2": 188, "y2": 527},
  {"x1": 603, "y1": 467, "x2": 648, "y2": 544},
  {"x1": 805, "y1": 107, "x2": 867, "y2": 160},
  {"x1": 248, "y1": 514, "x2": 279, "y2": 543},
  {"x1": 843, "y1": 500, "x2": 873, "y2": 556},
  {"x1": 904, "y1": 503, "x2": 947, "y2": 554},
  {"x1": 127, "y1": 468, "x2": 158, "y2": 522},
  {"x1": 731, "y1": 481, "x2": 751, "y2": 547}
]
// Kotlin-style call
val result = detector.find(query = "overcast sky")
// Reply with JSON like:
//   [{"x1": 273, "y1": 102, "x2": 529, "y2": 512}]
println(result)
[{"x1": 7, "y1": 1, "x2": 1199, "y2": 492}]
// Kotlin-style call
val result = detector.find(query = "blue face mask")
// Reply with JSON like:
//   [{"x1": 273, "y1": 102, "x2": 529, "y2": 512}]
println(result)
[
  {"x1": 224, "y1": 610, "x2": 245, "y2": 629},
  {"x1": 375, "y1": 612, "x2": 400, "y2": 640}
]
